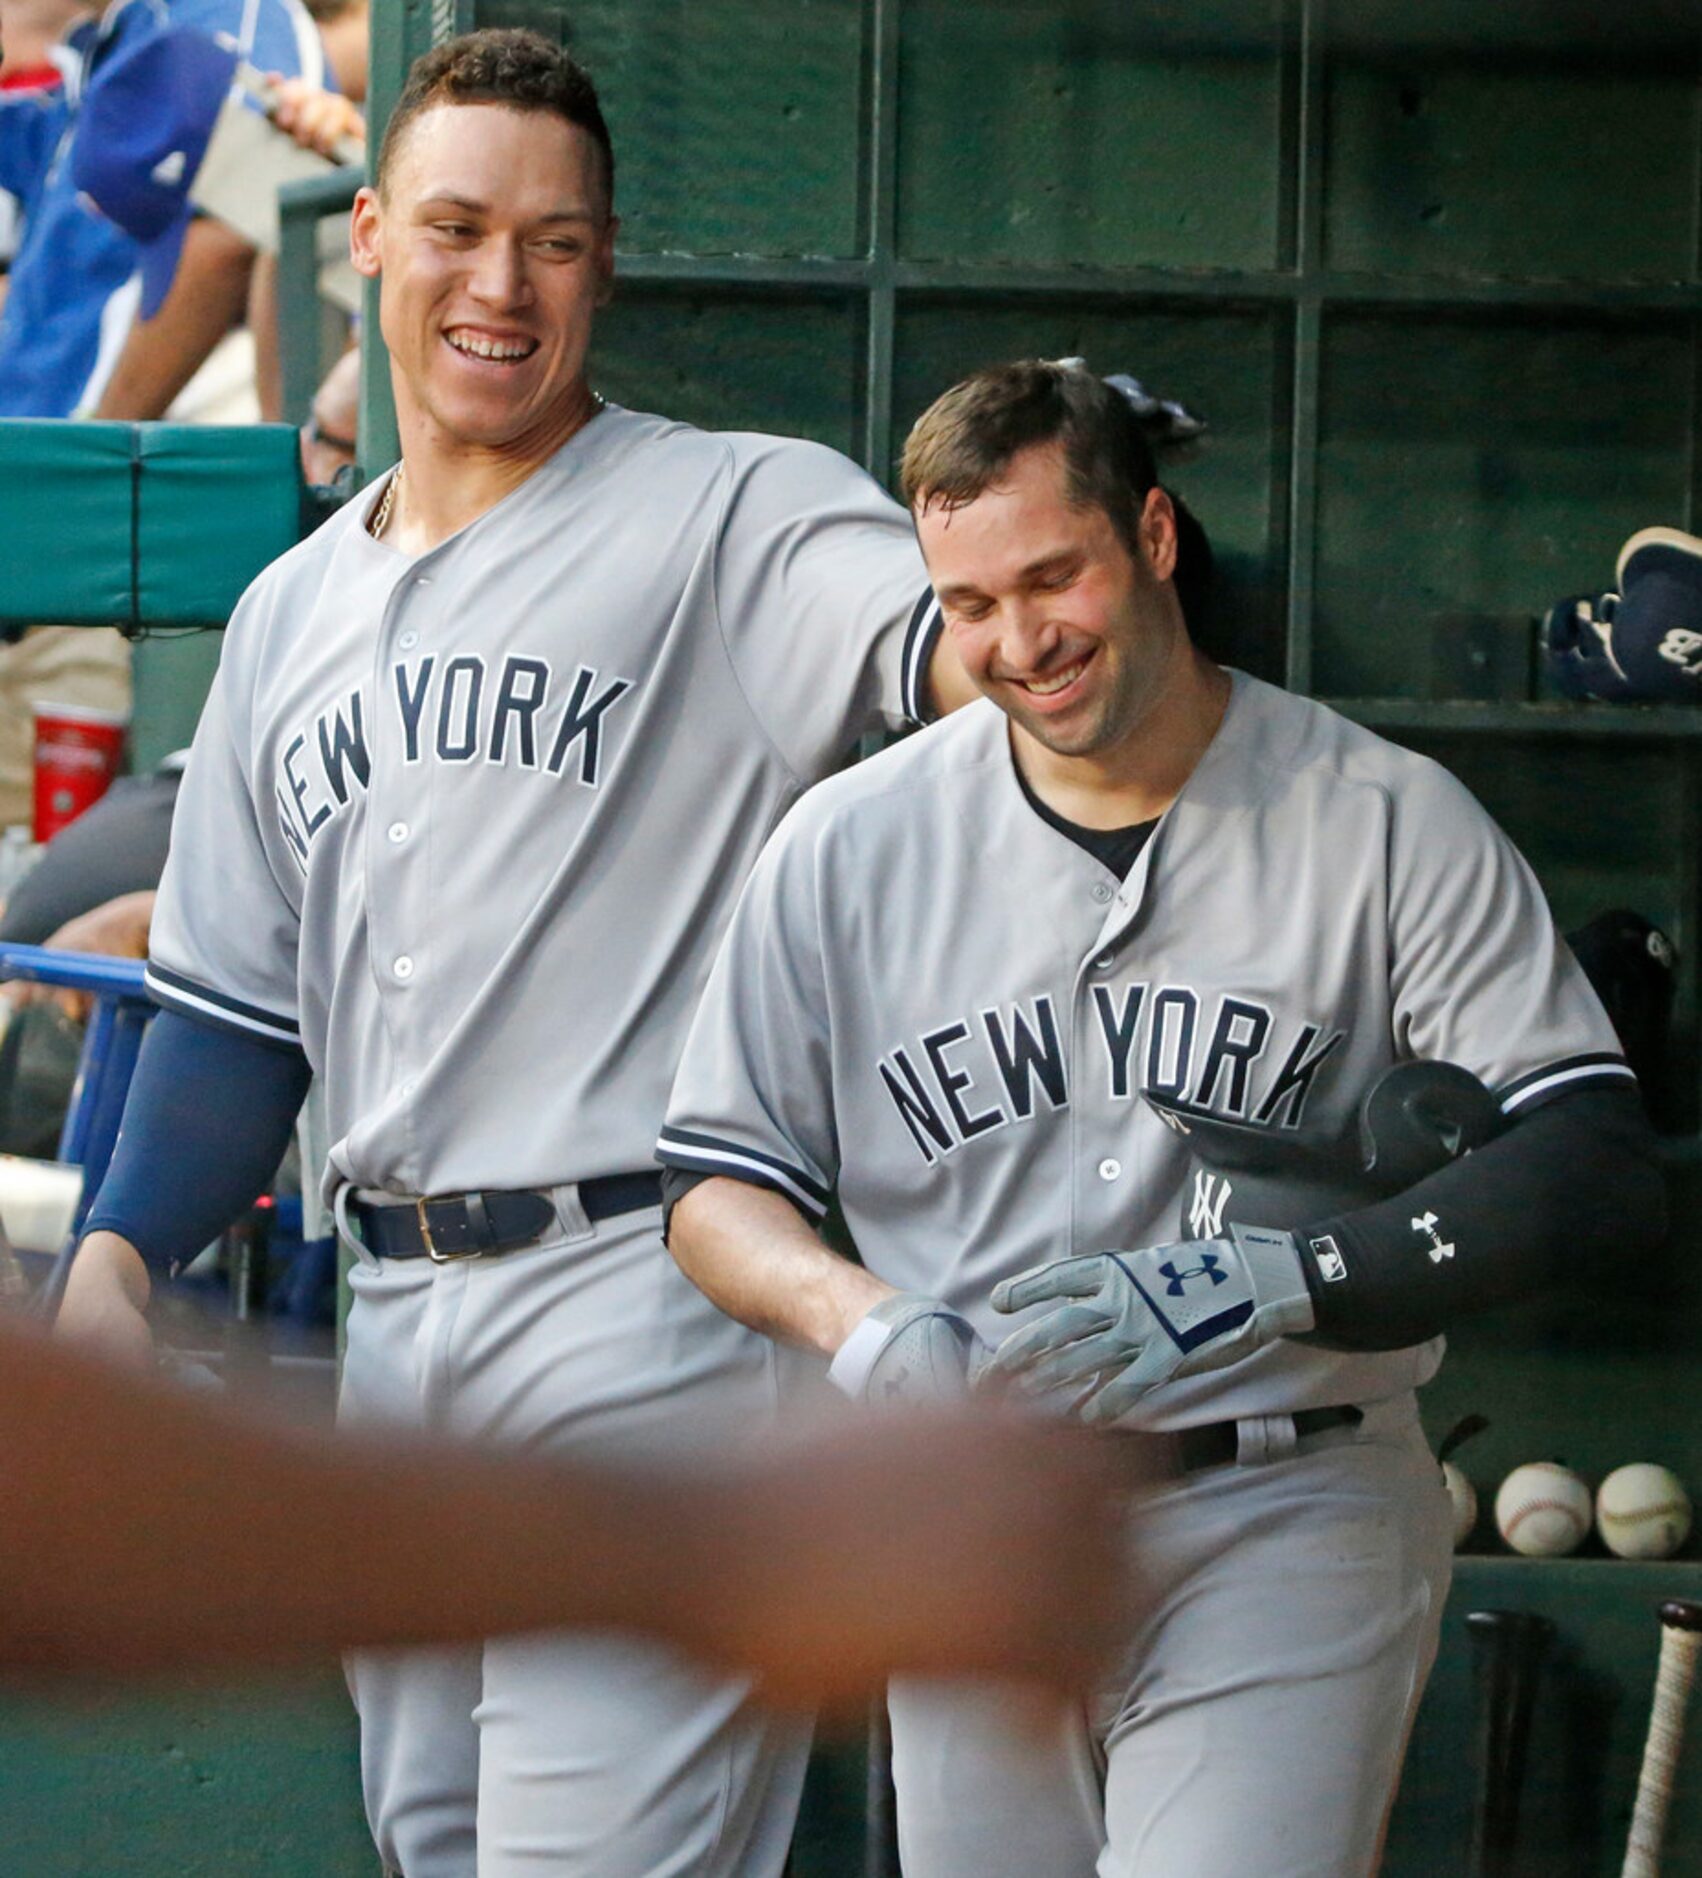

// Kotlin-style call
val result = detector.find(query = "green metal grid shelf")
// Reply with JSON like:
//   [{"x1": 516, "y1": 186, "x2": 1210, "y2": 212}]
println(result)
[
  {"x1": 1333, "y1": 699, "x2": 1702, "y2": 739},
  {"x1": 613, "y1": 251, "x2": 1702, "y2": 316}
]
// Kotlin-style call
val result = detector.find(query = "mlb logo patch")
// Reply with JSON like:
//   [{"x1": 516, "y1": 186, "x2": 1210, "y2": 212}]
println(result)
[{"x1": 1308, "y1": 1233, "x2": 1348, "y2": 1283}]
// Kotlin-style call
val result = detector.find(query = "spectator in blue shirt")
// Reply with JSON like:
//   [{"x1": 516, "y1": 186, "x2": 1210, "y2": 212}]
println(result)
[{"x1": 0, "y1": 0, "x2": 322, "y2": 420}]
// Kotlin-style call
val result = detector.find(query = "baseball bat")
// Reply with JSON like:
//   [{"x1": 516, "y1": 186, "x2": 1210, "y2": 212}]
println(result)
[
  {"x1": 1467, "y1": 1607, "x2": 1555, "y2": 1878},
  {"x1": 864, "y1": 1697, "x2": 900, "y2": 1878},
  {"x1": 1621, "y1": 1598, "x2": 1702, "y2": 1877}
]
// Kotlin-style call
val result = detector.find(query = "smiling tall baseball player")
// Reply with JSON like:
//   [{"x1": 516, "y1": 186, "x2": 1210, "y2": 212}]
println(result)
[
  {"x1": 661, "y1": 359, "x2": 1666, "y2": 1877},
  {"x1": 51, "y1": 29, "x2": 983, "y2": 1878}
]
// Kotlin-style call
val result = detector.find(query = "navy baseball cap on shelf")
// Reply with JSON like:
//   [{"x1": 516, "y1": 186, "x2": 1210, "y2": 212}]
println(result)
[{"x1": 72, "y1": 26, "x2": 240, "y2": 319}]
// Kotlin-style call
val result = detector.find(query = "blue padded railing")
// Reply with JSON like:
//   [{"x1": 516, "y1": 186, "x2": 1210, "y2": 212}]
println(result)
[{"x1": 0, "y1": 945, "x2": 153, "y2": 1304}]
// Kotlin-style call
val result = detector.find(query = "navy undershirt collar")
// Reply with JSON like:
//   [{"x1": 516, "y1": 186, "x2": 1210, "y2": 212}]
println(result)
[{"x1": 1012, "y1": 759, "x2": 1158, "y2": 879}]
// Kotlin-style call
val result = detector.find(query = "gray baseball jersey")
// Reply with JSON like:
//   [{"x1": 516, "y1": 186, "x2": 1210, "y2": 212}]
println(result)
[
  {"x1": 660, "y1": 669, "x2": 1631, "y2": 1429},
  {"x1": 145, "y1": 403, "x2": 941, "y2": 1198}
]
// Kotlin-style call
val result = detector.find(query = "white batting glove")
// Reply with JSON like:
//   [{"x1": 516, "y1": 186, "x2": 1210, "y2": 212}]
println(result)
[
  {"x1": 829, "y1": 1293, "x2": 987, "y2": 1408},
  {"x1": 982, "y1": 1229, "x2": 1316, "y2": 1425}
]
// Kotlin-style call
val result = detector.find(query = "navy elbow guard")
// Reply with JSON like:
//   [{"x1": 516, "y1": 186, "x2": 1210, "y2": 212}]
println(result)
[
  {"x1": 1148, "y1": 1061, "x2": 1512, "y2": 1351},
  {"x1": 80, "y1": 1010, "x2": 313, "y2": 1275},
  {"x1": 1298, "y1": 1087, "x2": 1665, "y2": 1350}
]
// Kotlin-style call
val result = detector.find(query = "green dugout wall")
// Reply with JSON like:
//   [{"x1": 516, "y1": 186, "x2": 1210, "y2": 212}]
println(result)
[{"x1": 11, "y1": 1, "x2": 1702, "y2": 1871}]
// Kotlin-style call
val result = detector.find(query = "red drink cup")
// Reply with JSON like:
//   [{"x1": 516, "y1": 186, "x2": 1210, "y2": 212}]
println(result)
[{"x1": 32, "y1": 701, "x2": 127, "y2": 842}]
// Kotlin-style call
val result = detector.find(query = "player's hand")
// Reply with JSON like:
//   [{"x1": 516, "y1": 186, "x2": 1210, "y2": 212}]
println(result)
[
  {"x1": 264, "y1": 76, "x2": 366, "y2": 161},
  {"x1": 692, "y1": 1408, "x2": 1153, "y2": 1706},
  {"x1": 982, "y1": 1229, "x2": 1316, "y2": 1424},
  {"x1": 54, "y1": 1231, "x2": 155, "y2": 1372},
  {"x1": 829, "y1": 1292, "x2": 988, "y2": 1407}
]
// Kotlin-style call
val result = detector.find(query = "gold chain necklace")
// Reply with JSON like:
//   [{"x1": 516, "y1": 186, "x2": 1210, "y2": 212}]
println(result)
[
  {"x1": 368, "y1": 392, "x2": 605, "y2": 543},
  {"x1": 369, "y1": 466, "x2": 402, "y2": 541}
]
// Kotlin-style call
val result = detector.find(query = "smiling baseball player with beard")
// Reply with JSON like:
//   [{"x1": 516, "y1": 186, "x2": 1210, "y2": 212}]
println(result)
[
  {"x1": 661, "y1": 358, "x2": 1667, "y2": 1877},
  {"x1": 48, "y1": 28, "x2": 991, "y2": 1878}
]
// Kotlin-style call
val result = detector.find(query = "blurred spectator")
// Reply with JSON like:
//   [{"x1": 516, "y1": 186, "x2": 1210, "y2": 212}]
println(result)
[
  {"x1": 303, "y1": 0, "x2": 364, "y2": 107},
  {"x1": 265, "y1": 71, "x2": 365, "y2": 156},
  {"x1": 0, "y1": 0, "x2": 322, "y2": 422},
  {"x1": 0, "y1": 0, "x2": 86, "y2": 91},
  {"x1": 74, "y1": 9, "x2": 331, "y2": 426},
  {"x1": 0, "y1": 0, "x2": 88, "y2": 315},
  {"x1": 299, "y1": 343, "x2": 359, "y2": 486},
  {"x1": 78, "y1": 8, "x2": 367, "y2": 423}
]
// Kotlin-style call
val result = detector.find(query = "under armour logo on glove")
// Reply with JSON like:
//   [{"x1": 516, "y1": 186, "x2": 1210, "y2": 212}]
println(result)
[
  {"x1": 981, "y1": 1230, "x2": 1317, "y2": 1426},
  {"x1": 1159, "y1": 1253, "x2": 1228, "y2": 1296}
]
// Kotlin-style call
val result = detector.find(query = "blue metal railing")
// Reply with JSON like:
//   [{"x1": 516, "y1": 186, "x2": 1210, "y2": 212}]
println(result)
[{"x1": 0, "y1": 945, "x2": 153, "y2": 1305}]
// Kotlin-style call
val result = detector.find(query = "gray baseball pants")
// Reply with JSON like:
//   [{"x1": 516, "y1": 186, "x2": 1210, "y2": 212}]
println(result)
[
  {"x1": 338, "y1": 1200, "x2": 810, "y2": 1878},
  {"x1": 889, "y1": 1395, "x2": 1451, "y2": 1878}
]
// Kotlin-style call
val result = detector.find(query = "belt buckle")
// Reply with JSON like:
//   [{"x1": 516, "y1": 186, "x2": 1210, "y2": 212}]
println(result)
[{"x1": 419, "y1": 1197, "x2": 477, "y2": 1263}]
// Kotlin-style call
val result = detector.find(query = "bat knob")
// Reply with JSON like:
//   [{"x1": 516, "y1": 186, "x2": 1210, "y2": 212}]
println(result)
[
  {"x1": 1659, "y1": 1599, "x2": 1702, "y2": 1633},
  {"x1": 1467, "y1": 1608, "x2": 1555, "y2": 1645}
]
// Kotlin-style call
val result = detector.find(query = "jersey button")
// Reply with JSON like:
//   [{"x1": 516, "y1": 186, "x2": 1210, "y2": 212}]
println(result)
[
  {"x1": 398, "y1": 629, "x2": 420, "y2": 651},
  {"x1": 1091, "y1": 882, "x2": 1113, "y2": 904},
  {"x1": 393, "y1": 955, "x2": 415, "y2": 982},
  {"x1": 1095, "y1": 954, "x2": 1114, "y2": 971},
  {"x1": 388, "y1": 821, "x2": 410, "y2": 844},
  {"x1": 1098, "y1": 1157, "x2": 1121, "y2": 1181}
]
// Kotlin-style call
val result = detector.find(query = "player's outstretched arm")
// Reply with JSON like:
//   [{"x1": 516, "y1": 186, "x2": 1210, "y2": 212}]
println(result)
[
  {"x1": 666, "y1": 1176, "x2": 984, "y2": 1406},
  {"x1": 0, "y1": 1316, "x2": 1135, "y2": 1699},
  {"x1": 91, "y1": 218, "x2": 256, "y2": 422},
  {"x1": 667, "y1": 1175, "x2": 895, "y2": 1359}
]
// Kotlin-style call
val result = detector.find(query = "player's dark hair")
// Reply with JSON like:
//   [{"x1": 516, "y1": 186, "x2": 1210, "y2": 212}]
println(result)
[
  {"x1": 377, "y1": 29, "x2": 614, "y2": 212},
  {"x1": 901, "y1": 359, "x2": 1213, "y2": 631}
]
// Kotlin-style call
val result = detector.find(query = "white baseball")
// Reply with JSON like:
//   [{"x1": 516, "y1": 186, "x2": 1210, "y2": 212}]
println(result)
[
  {"x1": 1442, "y1": 1462, "x2": 1478, "y2": 1548},
  {"x1": 1596, "y1": 1464, "x2": 1692, "y2": 1560},
  {"x1": 1495, "y1": 1462, "x2": 1592, "y2": 1557}
]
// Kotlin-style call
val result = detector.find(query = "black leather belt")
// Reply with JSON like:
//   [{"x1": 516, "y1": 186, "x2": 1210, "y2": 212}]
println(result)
[
  {"x1": 351, "y1": 1172, "x2": 663, "y2": 1262},
  {"x1": 1175, "y1": 1404, "x2": 1363, "y2": 1474}
]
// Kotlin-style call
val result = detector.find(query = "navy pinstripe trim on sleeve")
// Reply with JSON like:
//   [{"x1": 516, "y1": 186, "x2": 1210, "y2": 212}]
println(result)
[
  {"x1": 901, "y1": 588, "x2": 944, "y2": 726},
  {"x1": 144, "y1": 962, "x2": 301, "y2": 1047},
  {"x1": 1498, "y1": 1052, "x2": 1636, "y2": 1114},
  {"x1": 655, "y1": 1126, "x2": 831, "y2": 1218}
]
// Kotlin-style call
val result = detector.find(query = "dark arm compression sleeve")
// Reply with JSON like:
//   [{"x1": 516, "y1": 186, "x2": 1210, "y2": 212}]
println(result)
[
  {"x1": 79, "y1": 1010, "x2": 313, "y2": 1276},
  {"x1": 1297, "y1": 1088, "x2": 1666, "y2": 1351}
]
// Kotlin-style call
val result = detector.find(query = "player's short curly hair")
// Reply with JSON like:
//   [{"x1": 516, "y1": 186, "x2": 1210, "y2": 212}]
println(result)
[
  {"x1": 901, "y1": 359, "x2": 1213, "y2": 632},
  {"x1": 377, "y1": 28, "x2": 614, "y2": 213},
  {"x1": 901, "y1": 360, "x2": 1159, "y2": 547}
]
